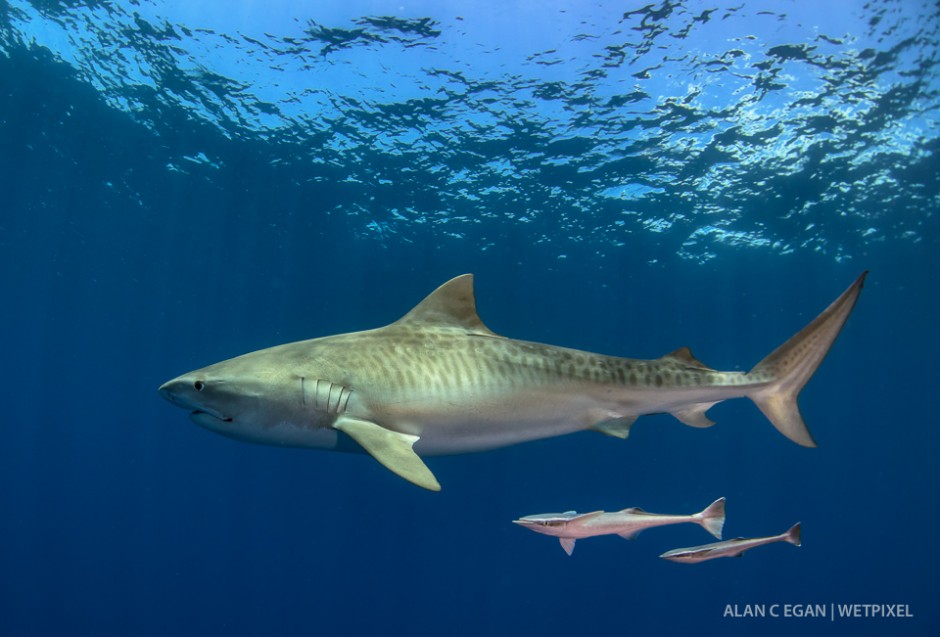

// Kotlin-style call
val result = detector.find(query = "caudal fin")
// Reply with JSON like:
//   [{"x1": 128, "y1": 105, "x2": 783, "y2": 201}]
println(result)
[
  {"x1": 783, "y1": 522, "x2": 802, "y2": 547},
  {"x1": 695, "y1": 497, "x2": 726, "y2": 539},
  {"x1": 747, "y1": 272, "x2": 867, "y2": 447}
]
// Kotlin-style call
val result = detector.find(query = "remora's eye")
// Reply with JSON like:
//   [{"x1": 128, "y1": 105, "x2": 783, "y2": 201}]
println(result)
[{"x1": 194, "y1": 380, "x2": 205, "y2": 392}]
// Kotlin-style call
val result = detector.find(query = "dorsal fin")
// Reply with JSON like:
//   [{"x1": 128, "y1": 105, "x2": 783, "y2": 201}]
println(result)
[
  {"x1": 661, "y1": 346, "x2": 714, "y2": 370},
  {"x1": 569, "y1": 510, "x2": 605, "y2": 522},
  {"x1": 393, "y1": 274, "x2": 498, "y2": 336}
]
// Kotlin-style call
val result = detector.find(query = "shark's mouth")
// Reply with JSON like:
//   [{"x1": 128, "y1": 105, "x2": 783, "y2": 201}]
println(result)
[{"x1": 190, "y1": 409, "x2": 233, "y2": 424}]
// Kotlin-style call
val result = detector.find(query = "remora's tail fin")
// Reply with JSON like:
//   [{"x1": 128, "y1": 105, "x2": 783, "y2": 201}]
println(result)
[
  {"x1": 695, "y1": 497, "x2": 726, "y2": 539},
  {"x1": 783, "y1": 522, "x2": 802, "y2": 547},
  {"x1": 747, "y1": 272, "x2": 867, "y2": 447}
]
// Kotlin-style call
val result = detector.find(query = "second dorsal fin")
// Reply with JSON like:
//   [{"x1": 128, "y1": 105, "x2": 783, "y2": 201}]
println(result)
[{"x1": 661, "y1": 346, "x2": 714, "y2": 370}]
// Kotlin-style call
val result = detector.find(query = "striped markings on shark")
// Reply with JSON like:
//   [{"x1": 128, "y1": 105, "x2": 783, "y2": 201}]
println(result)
[{"x1": 159, "y1": 272, "x2": 867, "y2": 490}]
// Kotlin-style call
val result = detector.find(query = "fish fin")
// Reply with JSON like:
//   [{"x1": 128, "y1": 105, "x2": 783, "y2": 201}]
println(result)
[
  {"x1": 569, "y1": 510, "x2": 605, "y2": 522},
  {"x1": 333, "y1": 416, "x2": 441, "y2": 491},
  {"x1": 559, "y1": 537, "x2": 576, "y2": 556},
  {"x1": 785, "y1": 522, "x2": 802, "y2": 547},
  {"x1": 392, "y1": 274, "x2": 498, "y2": 337},
  {"x1": 746, "y1": 272, "x2": 867, "y2": 447},
  {"x1": 672, "y1": 402, "x2": 718, "y2": 428},
  {"x1": 618, "y1": 530, "x2": 643, "y2": 540},
  {"x1": 661, "y1": 346, "x2": 715, "y2": 371},
  {"x1": 695, "y1": 497, "x2": 726, "y2": 539},
  {"x1": 620, "y1": 506, "x2": 646, "y2": 514},
  {"x1": 590, "y1": 416, "x2": 636, "y2": 439}
]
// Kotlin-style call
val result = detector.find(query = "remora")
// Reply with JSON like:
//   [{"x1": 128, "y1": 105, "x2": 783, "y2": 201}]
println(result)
[
  {"x1": 159, "y1": 272, "x2": 867, "y2": 491},
  {"x1": 514, "y1": 497, "x2": 726, "y2": 556},
  {"x1": 660, "y1": 522, "x2": 802, "y2": 563}
]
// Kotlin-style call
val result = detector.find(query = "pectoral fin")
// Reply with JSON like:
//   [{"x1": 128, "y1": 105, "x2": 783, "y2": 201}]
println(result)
[
  {"x1": 333, "y1": 416, "x2": 441, "y2": 491},
  {"x1": 559, "y1": 537, "x2": 577, "y2": 556}
]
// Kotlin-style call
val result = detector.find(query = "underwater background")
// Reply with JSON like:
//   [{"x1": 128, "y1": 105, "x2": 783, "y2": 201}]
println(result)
[{"x1": 1, "y1": 0, "x2": 938, "y2": 635}]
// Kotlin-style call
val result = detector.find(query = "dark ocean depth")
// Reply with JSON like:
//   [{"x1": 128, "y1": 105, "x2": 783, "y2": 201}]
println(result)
[{"x1": 1, "y1": 1, "x2": 938, "y2": 635}]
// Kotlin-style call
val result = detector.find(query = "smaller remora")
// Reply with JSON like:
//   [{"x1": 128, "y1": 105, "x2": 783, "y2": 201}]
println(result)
[{"x1": 659, "y1": 522, "x2": 802, "y2": 563}]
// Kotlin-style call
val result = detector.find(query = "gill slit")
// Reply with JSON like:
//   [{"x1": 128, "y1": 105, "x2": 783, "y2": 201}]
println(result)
[{"x1": 328, "y1": 383, "x2": 338, "y2": 413}]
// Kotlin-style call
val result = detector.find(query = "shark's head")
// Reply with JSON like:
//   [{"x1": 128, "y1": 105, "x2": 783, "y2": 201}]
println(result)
[
  {"x1": 158, "y1": 349, "x2": 341, "y2": 449},
  {"x1": 159, "y1": 372, "x2": 248, "y2": 431}
]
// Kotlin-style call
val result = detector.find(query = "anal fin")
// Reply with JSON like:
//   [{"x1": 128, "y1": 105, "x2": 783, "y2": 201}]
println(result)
[
  {"x1": 590, "y1": 416, "x2": 637, "y2": 439},
  {"x1": 333, "y1": 416, "x2": 441, "y2": 491}
]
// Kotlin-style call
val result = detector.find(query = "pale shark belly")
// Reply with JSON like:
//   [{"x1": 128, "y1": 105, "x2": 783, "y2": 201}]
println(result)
[
  {"x1": 406, "y1": 397, "x2": 597, "y2": 455},
  {"x1": 203, "y1": 387, "x2": 602, "y2": 455},
  {"x1": 351, "y1": 364, "x2": 758, "y2": 455},
  {"x1": 355, "y1": 384, "x2": 627, "y2": 456}
]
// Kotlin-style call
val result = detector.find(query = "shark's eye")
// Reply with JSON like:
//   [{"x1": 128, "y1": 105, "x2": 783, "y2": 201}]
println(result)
[{"x1": 194, "y1": 380, "x2": 205, "y2": 392}]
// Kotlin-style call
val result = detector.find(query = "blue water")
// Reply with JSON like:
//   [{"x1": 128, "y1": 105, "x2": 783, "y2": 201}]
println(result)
[{"x1": 1, "y1": 1, "x2": 938, "y2": 635}]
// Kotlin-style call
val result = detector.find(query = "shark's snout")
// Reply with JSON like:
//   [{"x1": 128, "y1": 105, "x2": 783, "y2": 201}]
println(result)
[
  {"x1": 159, "y1": 376, "x2": 233, "y2": 426},
  {"x1": 158, "y1": 377, "x2": 203, "y2": 410},
  {"x1": 158, "y1": 378, "x2": 194, "y2": 404},
  {"x1": 158, "y1": 381, "x2": 175, "y2": 403}
]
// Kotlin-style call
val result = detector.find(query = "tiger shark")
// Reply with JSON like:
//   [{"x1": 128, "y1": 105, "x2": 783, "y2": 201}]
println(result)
[{"x1": 159, "y1": 272, "x2": 866, "y2": 491}]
